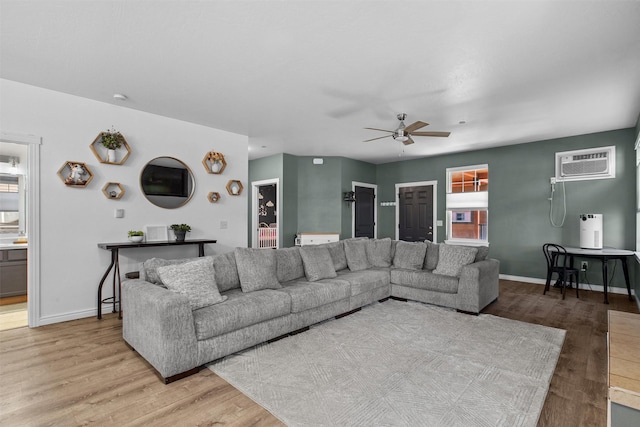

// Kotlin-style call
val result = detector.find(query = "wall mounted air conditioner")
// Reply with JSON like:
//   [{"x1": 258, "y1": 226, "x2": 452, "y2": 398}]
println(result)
[{"x1": 555, "y1": 146, "x2": 615, "y2": 182}]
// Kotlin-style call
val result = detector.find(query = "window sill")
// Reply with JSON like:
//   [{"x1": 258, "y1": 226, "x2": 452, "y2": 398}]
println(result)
[{"x1": 444, "y1": 239, "x2": 489, "y2": 247}]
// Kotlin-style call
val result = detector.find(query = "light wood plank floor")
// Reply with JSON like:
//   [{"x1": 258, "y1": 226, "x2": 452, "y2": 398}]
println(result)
[{"x1": 0, "y1": 280, "x2": 637, "y2": 426}]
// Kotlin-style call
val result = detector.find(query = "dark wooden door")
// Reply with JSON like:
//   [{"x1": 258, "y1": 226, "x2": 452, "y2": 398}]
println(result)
[
  {"x1": 398, "y1": 185, "x2": 434, "y2": 242},
  {"x1": 354, "y1": 186, "x2": 375, "y2": 238}
]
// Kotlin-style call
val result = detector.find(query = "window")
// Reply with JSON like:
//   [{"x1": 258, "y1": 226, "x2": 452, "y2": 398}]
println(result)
[{"x1": 446, "y1": 165, "x2": 488, "y2": 244}]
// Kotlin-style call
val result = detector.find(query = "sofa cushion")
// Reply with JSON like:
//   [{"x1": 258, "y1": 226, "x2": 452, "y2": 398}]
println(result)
[
  {"x1": 317, "y1": 241, "x2": 348, "y2": 271},
  {"x1": 475, "y1": 245, "x2": 489, "y2": 262},
  {"x1": 299, "y1": 246, "x2": 337, "y2": 282},
  {"x1": 278, "y1": 279, "x2": 350, "y2": 313},
  {"x1": 390, "y1": 269, "x2": 459, "y2": 294},
  {"x1": 433, "y1": 244, "x2": 479, "y2": 277},
  {"x1": 234, "y1": 248, "x2": 282, "y2": 292},
  {"x1": 393, "y1": 241, "x2": 427, "y2": 270},
  {"x1": 344, "y1": 239, "x2": 371, "y2": 272},
  {"x1": 156, "y1": 258, "x2": 227, "y2": 310},
  {"x1": 212, "y1": 252, "x2": 241, "y2": 292},
  {"x1": 276, "y1": 247, "x2": 305, "y2": 283},
  {"x1": 336, "y1": 269, "x2": 390, "y2": 296},
  {"x1": 366, "y1": 238, "x2": 392, "y2": 268},
  {"x1": 424, "y1": 241, "x2": 440, "y2": 270},
  {"x1": 142, "y1": 256, "x2": 202, "y2": 285},
  {"x1": 192, "y1": 288, "x2": 291, "y2": 340}
]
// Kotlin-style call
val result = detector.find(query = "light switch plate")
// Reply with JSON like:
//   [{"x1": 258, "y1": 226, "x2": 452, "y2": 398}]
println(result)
[
  {"x1": 436, "y1": 220, "x2": 443, "y2": 227},
  {"x1": 220, "y1": 220, "x2": 228, "y2": 229},
  {"x1": 114, "y1": 209, "x2": 124, "y2": 218}
]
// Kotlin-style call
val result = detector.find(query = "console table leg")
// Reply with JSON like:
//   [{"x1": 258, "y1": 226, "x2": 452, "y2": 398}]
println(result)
[
  {"x1": 602, "y1": 259, "x2": 609, "y2": 305},
  {"x1": 97, "y1": 249, "x2": 117, "y2": 320},
  {"x1": 621, "y1": 258, "x2": 632, "y2": 301}
]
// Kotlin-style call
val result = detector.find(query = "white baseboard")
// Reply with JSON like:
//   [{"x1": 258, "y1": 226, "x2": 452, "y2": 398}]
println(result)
[
  {"x1": 37, "y1": 304, "x2": 115, "y2": 326},
  {"x1": 499, "y1": 274, "x2": 636, "y2": 296}
]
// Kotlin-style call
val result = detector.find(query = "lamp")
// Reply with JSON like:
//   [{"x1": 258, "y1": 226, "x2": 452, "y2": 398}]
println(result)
[
  {"x1": 392, "y1": 113, "x2": 409, "y2": 142},
  {"x1": 343, "y1": 191, "x2": 356, "y2": 204}
]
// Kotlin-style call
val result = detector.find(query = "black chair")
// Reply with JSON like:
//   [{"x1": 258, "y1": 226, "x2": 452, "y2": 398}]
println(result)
[{"x1": 542, "y1": 243, "x2": 580, "y2": 299}]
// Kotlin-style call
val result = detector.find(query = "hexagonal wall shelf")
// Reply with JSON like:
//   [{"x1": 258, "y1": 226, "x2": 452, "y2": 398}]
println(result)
[
  {"x1": 57, "y1": 161, "x2": 94, "y2": 187},
  {"x1": 226, "y1": 180, "x2": 243, "y2": 196},
  {"x1": 202, "y1": 151, "x2": 227, "y2": 174},
  {"x1": 207, "y1": 191, "x2": 221, "y2": 203},
  {"x1": 102, "y1": 182, "x2": 125, "y2": 199},
  {"x1": 90, "y1": 132, "x2": 132, "y2": 165}
]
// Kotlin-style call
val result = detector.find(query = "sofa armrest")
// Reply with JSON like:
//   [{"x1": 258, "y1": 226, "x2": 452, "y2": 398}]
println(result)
[
  {"x1": 122, "y1": 279, "x2": 199, "y2": 379},
  {"x1": 456, "y1": 258, "x2": 500, "y2": 313}
]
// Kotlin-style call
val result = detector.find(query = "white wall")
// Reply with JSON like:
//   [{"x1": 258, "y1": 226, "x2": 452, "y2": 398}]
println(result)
[{"x1": 0, "y1": 79, "x2": 248, "y2": 325}]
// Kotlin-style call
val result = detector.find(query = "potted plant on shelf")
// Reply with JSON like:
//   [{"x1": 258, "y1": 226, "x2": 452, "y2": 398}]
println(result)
[
  {"x1": 170, "y1": 224, "x2": 191, "y2": 242},
  {"x1": 101, "y1": 126, "x2": 123, "y2": 163},
  {"x1": 127, "y1": 230, "x2": 144, "y2": 243}
]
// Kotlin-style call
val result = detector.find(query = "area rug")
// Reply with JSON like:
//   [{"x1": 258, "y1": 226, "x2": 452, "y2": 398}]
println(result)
[{"x1": 208, "y1": 300, "x2": 565, "y2": 426}]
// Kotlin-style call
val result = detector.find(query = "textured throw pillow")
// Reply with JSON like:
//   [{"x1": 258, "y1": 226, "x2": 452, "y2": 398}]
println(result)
[
  {"x1": 156, "y1": 258, "x2": 227, "y2": 310},
  {"x1": 423, "y1": 241, "x2": 440, "y2": 270},
  {"x1": 344, "y1": 239, "x2": 371, "y2": 272},
  {"x1": 212, "y1": 252, "x2": 241, "y2": 292},
  {"x1": 318, "y1": 241, "x2": 348, "y2": 271},
  {"x1": 393, "y1": 241, "x2": 428, "y2": 270},
  {"x1": 234, "y1": 248, "x2": 282, "y2": 292},
  {"x1": 299, "y1": 246, "x2": 338, "y2": 282},
  {"x1": 433, "y1": 244, "x2": 479, "y2": 277},
  {"x1": 475, "y1": 245, "x2": 489, "y2": 262},
  {"x1": 276, "y1": 247, "x2": 305, "y2": 282},
  {"x1": 366, "y1": 238, "x2": 392, "y2": 268},
  {"x1": 142, "y1": 256, "x2": 204, "y2": 285}
]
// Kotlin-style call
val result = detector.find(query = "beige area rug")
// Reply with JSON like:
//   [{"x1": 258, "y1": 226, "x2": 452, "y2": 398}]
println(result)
[{"x1": 208, "y1": 300, "x2": 565, "y2": 427}]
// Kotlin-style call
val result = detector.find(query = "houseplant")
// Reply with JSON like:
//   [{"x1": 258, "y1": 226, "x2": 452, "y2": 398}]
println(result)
[
  {"x1": 127, "y1": 230, "x2": 144, "y2": 243},
  {"x1": 101, "y1": 126, "x2": 123, "y2": 163},
  {"x1": 170, "y1": 224, "x2": 191, "y2": 242}
]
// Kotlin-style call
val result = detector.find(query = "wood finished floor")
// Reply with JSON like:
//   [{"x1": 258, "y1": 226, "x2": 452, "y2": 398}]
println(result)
[{"x1": 0, "y1": 280, "x2": 637, "y2": 426}]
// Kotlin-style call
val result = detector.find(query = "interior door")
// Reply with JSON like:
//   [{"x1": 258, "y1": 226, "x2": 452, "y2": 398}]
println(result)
[
  {"x1": 354, "y1": 186, "x2": 375, "y2": 238},
  {"x1": 398, "y1": 185, "x2": 434, "y2": 242}
]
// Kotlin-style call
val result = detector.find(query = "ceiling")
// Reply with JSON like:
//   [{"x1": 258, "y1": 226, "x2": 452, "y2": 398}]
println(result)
[{"x1": 2, "y1": 1, "x2": 639, "y2": 164}]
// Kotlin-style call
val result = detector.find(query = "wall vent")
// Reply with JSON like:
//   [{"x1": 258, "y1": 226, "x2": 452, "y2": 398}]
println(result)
[{"x1": 555, "y1": 146, "x2": 616, "y2": 182}]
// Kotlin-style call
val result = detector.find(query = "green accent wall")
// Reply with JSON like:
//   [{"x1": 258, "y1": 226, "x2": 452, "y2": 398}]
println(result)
[
  {"x1": 377, "y1": 128, "x2": 636, "y2": 289},
  {"x1": 249, "y1": 128, "x2": 637, "y2": 290}
]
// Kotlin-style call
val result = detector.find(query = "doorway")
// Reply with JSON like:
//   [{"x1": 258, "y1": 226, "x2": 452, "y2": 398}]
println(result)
[
  {"x1": 252, "y1": 179, "x2": 279, "y2": 249},
  {"x1": 396, "y1": 181, "x2": 437, "y2": 242},
  {"x1": 352, "y1": 182, "x2": 377, "y2": 238},
  {"x1": 0, "y1": 131, "x2": 41, "y2": 328}
]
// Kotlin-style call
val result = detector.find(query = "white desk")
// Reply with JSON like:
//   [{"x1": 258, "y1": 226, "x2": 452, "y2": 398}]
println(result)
[{"x1": 562, "y1": 247, "x2": 634, "y2": 304}]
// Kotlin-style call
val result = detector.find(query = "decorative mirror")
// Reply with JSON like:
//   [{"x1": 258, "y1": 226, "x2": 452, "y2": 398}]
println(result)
[{"x1": 140, "y1": 157, "x2": 195, "y2": 209}]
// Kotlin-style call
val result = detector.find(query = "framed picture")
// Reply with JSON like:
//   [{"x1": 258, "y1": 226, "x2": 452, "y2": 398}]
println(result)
[
  {"x1": 145, "y1": 225, "x2": 168, "y2": 242},
  {"x1": 452, "y1": 211, "x2": 472, "y2": 223}
]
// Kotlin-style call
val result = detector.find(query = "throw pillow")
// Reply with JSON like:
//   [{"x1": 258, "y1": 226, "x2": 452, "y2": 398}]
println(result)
[
  {"x1": 393, "y1": 241, "x2": 428, "y2": 270},
  {"x1": 212, "y1": 252, "x2": 241, "y2": 292},
  {"x1": 276, "y1": 247, "x2": 305, "y2": 282},
  {"x1": 366, "y1": 238, "x2": 392, "y2": 268},
  {"x1": 299, "y1": 246, "x2": 338, "y2": 282},
  {"x1": 318, "y1": 241, "x2": 348, "y2": 271},
  {"x1": 433, "y1": 244, "x2": 479, "y2": 277},
  {"x1": 475, "y1": 245, "x2": 489, "y2": 262},
  {"x1": 234, "y1": 248, "x2": 282, "y2": 292},
  {"x1": 344, "y1": 238, "x2": 371, "y2": 271},
  {"x1": 156, "y1": 258, "x2": 227, "y2": 310},
  {"x1": 142, "y1": 256, "x2": 203, "y2": 285},
  {"x1": 423, "y1": 241, "x2": 440, "y2": 270}
]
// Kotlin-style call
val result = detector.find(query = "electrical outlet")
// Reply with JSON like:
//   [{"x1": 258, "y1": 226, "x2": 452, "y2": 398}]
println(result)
[
  {"x1": 550, "y1": 177, "x2": 556, "y2": 185},
  {"x1": 580, "y1": 261, "x2": 588, "y2": 271}
]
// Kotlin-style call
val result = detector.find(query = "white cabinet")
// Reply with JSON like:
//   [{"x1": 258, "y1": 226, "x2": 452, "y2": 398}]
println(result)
[{"x1": 295, "y1": 232, "x2": 339, "y2": 246}]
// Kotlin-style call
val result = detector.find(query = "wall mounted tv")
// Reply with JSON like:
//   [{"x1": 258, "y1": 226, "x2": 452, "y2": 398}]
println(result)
[{"x1": 141, "y1": 164, "x2": 189, "y2": 197}]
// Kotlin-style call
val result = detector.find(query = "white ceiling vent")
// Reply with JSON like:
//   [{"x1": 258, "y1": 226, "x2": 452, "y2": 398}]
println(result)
[{"x1": 555, "y1": 146, "x2": 616, "y2": 182}]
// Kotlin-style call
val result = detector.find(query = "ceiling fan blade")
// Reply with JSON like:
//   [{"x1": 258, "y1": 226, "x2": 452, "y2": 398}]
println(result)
[
  {"x1": 403, "y1": 121, "x2": 428, "y2": 133},
  {"x1": 364, "y1": 127, "x2": 394, "y2": 133},
  {"x1": 411, "y1": 131, "x2": 451, "y2": 137},
  {"x1": 363, "y1": 135, "x2": 392, "y2": 142},
  {"x1": 403, "y1": 136, "x2": 415, "y2": 146}
]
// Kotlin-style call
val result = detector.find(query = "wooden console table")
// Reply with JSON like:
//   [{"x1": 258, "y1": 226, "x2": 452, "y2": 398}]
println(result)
[
  {"x1": 96, "y1": 239, "x2": 217, "y2": 319},
  {"x1": 608, "y1": 310, "x2": 640, "y2": 426}
]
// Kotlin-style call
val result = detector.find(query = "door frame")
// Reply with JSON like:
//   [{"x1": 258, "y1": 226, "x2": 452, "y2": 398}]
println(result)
[
  {"x1": 251, "y1": 178, "x2": 280, "y2": 248},
  {"x1": 351, "y1": 181, "x2": 377, "y2": 239},
  {"x1": 0, "y1": 131, "x2": 41, "y2": 327},
  {"x1": 395, "y1": 180, "x2": 438, "y2": 242}
]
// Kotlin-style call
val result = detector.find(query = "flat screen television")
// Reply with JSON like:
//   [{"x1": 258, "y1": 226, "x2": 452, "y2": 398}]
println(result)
[{"x1": 141, "y1": 164, "x2": 189, "y2": 197}]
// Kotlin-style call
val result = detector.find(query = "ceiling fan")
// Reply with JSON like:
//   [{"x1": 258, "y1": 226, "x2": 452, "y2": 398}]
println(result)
[{"x1": 364, "y1": 113, "x2": 451, "y2": 145}]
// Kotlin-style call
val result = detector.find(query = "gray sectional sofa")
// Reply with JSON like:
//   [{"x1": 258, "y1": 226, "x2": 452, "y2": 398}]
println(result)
[{"x1": 122, "y1": 238, "x2": 499, "y2": 383}]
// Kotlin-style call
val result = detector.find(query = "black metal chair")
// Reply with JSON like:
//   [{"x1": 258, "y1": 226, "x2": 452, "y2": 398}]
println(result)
[{"x1": 542, "y1": 243, "x2": 580, "y2": 299}]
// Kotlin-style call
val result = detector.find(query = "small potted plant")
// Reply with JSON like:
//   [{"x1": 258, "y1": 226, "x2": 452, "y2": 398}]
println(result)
[
  {"x1": 128, "y1": 230, "x2": 144, "y2": 243},
  {"x1": 170, "y1": 224, "x2": 191, "y2": 242},
  {"x1": 101, "y1": 126, "x2": 123, "y2": 163}
]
